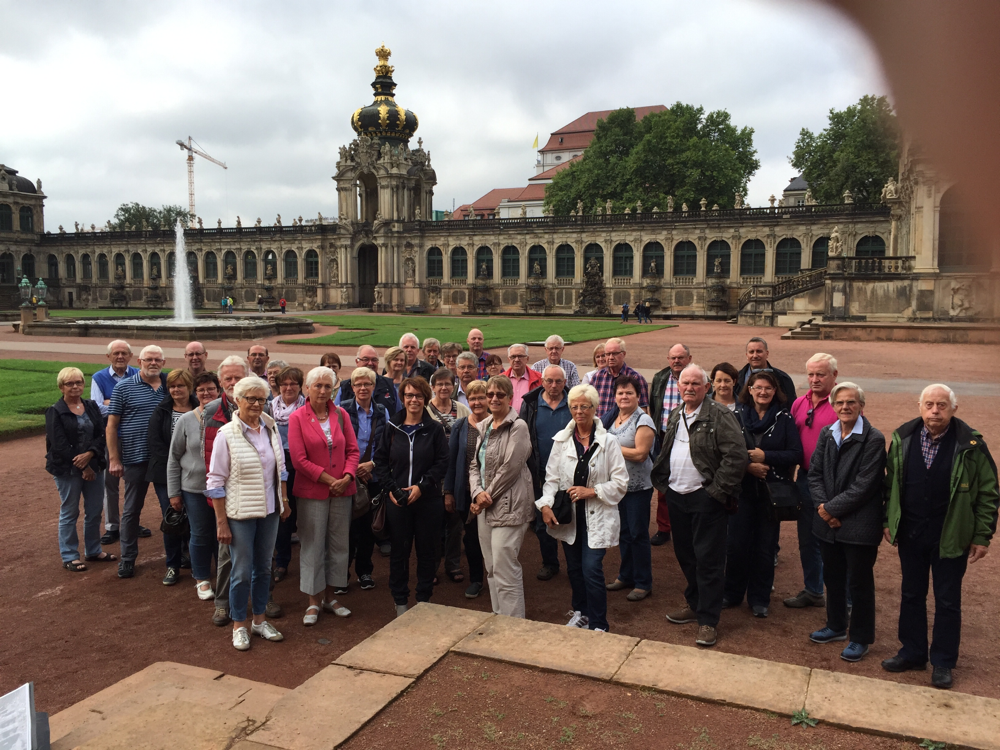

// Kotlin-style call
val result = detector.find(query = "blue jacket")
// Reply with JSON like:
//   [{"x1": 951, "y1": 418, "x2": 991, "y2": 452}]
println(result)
[{"x1": 444, "y1": 416, "x2": 473, "y2": 513}]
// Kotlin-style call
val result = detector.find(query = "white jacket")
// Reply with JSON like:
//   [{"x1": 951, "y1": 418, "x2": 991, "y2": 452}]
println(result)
[
  {"x1": 535, "y1": 419, "x2": 628, "y2": 548},
  {"x1": 218, "y1": 412, "x2": 285, "y2": 520}
]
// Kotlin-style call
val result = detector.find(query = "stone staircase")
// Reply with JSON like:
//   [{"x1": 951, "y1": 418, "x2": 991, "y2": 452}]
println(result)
[{"x1": 781, "y1": 317, "x2": 822, "y2": 340}]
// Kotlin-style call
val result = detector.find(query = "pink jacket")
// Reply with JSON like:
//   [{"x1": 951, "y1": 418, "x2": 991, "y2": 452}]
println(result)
[{"x1": 287, "y1": 403, "x2": 360, "y2": 500}]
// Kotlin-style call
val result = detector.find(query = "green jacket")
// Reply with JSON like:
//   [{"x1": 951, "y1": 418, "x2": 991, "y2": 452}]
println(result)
[{"x1": 884, "y1": 417, "x2": 999, "y2": 558}]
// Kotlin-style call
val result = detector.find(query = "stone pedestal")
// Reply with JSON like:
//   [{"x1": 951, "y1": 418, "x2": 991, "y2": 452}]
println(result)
[
  {"x1": 20, "y1": 306, "x2": 33, "y2": 332},
  {"x1": 35, "y1": 305, "x2": 50, "y2": 321},
  {"x1": 824, "y1": 257, "x2": 848, "y2": 320}
]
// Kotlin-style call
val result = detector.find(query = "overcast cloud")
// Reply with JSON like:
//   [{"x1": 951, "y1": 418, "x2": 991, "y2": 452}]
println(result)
[{"x1": 2, "y1": 0, "x2": 888, "y2": 230}]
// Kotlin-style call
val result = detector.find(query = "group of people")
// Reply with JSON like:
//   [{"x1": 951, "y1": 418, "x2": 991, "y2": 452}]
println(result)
[
  {"x1": 620, "y1": 302, "x2": 653, "y2": 324},
  {"x1": 45, "y1": 329, "x2": 997, "y2": 689}
]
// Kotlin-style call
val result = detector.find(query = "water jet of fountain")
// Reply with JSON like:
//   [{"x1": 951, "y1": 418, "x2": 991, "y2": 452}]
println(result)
[{"x1": 173, "y1": 218, "x2": 195, "y2": 323}]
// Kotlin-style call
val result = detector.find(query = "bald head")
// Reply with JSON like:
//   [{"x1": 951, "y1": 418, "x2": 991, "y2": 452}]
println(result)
[
  {"x1": 184, "y1": 341, "x2": 208, "y2": 375},
  {"x1": 668, "y1": 343, "x2": 692, "y2": 378},
  {"x1": 467, "y1": 328, "x2": 484, "y2": 356}
]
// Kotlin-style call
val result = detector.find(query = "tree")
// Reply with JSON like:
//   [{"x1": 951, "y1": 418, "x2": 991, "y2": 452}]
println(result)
[
  {"x1": 791, "y1": 95, "x2": 900, "y2": 204},
  {"x1": 110, "y1": 203, "x2": 193, "y2": 230},
  {"x1": 544, "y1": 104, "x2": 759, "y2": 215}
]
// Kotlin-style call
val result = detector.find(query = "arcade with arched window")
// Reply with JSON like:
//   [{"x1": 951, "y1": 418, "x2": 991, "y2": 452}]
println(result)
[
  {"x1": 451, "y1": 247, "x2": 467, "y2": 278},
  {"x1": 775, "y1": 238, "x2": 802, "y2": 276},
  {"x1": 612, "y1": 243, "x2": 633, "y2": 277},
  {"x1": 501, "y1": 246, "x2": 519, "y2": 278},
  {"x1": 740, "y1": 239, "x2": 766, "y2": 276},
  {"x1": 855, "y1": 235, "x2": 886, "y2": 258},
  {"x1": 673, "y1": 241, "x2": 697, "y2": 277},
  {"x1": 426, "y1": 247, "x2": 443, "y2": 278},
  {"x1": 475, "y1": 246, "x2": 493, "y2": 278}
]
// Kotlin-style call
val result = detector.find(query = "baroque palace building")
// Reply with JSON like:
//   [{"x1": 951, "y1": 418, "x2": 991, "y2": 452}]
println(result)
[{"x1": 1, "y1": 47, "x2": 996, "y2": 325}]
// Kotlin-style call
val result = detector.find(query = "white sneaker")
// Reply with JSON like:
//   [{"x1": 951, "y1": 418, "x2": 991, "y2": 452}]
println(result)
[
  {"x1": 565, "y1": 610, "x2": 588, "y2": 628},
  {"x1": 251, "y1": 620, "x2": 284, "y2": 641},
  {"x1": 232, "y1": 626, "x2": 250, "y2": 651},
  {"x1": 322, "y1": 599, "x2": 351, "y2": 617},
  {"x1": 195, "y1": 582, "x2": 215, "y2": 601},
  {"x1": 395, "y1": 603, "x2": 408, "y2": 617}
]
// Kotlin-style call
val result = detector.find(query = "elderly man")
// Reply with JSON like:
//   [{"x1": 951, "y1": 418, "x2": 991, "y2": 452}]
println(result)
[
  {"x1": 590, "y1": 338, "x2": 649, "y2": 417},
  {"x1": 785, "y1": 353, "x2": 840, "y2": 608},
  {"x1": 736, "y1": 337, "x2": 796, "y2": 401},
  {"x1": 648, "y1": 343, "x2": 693, "y2": 545},
  {"x1": 400, "y1": 333, "x2": 435, "y2": 380},
  {"x1": 421, "y1": 337, "x2": 442, "y2": 370},
  {"x1": 467, "y1": 328, "x2": 489, "y2": 379},
  {"x1": 503, "y1": 343, "x2": 542, "y2": 411},
  {"x1": 651, "y1": 364, "x2": 747, "y2": 647},
  {"x1": 520, "y1": 364, "x2": 571, "y2": 581},
  {"x1": 530, "y1": 335, "x2": 580, "y2": 387},
  {"x1": 90, "y1": 339, "x2": 143, "y2": 545},
  {"x1": 247, "y1": 344, "x2": 269, "y2": 378},
  {"x1": 106, "y1": 344, "x2": 168, "y2": 579},
  {"x1": 336, "y1": 345, "x2": 400, "y2": 416},
  {"x1": 184, "y1": 341, "x2": 209, "y2": 377},
  {"x1": 455, "y1": 352, "x2": 479, "y2": 408},
  {"x1": 882, "y1": 384, "x2": 999, "y2": 690}
]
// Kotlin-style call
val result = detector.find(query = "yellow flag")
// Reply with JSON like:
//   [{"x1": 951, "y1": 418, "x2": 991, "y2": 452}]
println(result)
[{"x1": 532, "y1": 133, "x2": 538, "y2": 149}]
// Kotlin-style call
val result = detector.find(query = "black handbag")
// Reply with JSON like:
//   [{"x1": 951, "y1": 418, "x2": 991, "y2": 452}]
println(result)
[
  {"x1": 763, "y1": 475, "x2": 801, "y2": 522},
  {"x1": 370, "y1": 489, "x2": 389, "y2": 541},
  {"x1": 161, "y1": 506, "x2": 190, "y2": 537},
  {"x1": 550, "y1": 490, "x2": 574, "y2": 525}
]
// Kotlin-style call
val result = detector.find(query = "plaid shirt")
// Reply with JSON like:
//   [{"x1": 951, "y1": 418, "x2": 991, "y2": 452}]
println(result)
[
  {"x1": 920, "y1": 424, "x2": 948, "y2": 469},
  {"x1": 660, "y1": 370, "x2": 682, "y2": 431},
  {"x1": 476, "y1": 351, "x2": 490, "y2": 380},
  {"x1": 591, "y1": 363, "x2": 649, "y2": 417}
]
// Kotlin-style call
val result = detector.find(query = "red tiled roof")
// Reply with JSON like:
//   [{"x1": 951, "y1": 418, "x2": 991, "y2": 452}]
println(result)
[
  {"x1": 529, "y1": 155, "x2": 582, "y2": 182},
  {"x1": 450, "y1": 188, "x2": 526, "y2": 220},
  {"x1": 511, "y1": 184, "x2": 546, "y2": 201},
  {"x1": 539, "y1": 105, "x2": 666, "y2": 152}
]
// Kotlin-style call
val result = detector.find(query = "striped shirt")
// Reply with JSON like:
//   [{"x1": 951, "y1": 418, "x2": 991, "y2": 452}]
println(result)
[
  {"x1": 530, "y1": 358, "x2": 581, "y2": 388},
  {"x1": 108, "y1": 372, "x2": 166, "y2": 465}
]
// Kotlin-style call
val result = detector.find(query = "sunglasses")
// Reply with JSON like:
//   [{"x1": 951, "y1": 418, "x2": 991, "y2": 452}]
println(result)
[
  {"x1": 486, "y1": 391, "x2": 508, "y2": 399},
  {"x1": 805, "y1": 408, "x2": 815, "y2": 428}
]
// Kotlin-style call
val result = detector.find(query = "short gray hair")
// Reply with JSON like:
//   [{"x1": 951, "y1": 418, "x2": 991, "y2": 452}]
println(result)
[
  {"x1": 304, "y1": 366, "x2": 338, "y2": 389},
  {"x1": 542, "y1": 364, "x2": 566, "y2": 380},
  {"x1": 351, "y1": 366, "x2": 377, "y2": 386},
  {"x1": 747, "y1": 336, "x2": 768, "y2": 350},
  {"x1": 671, "y1": 343, "x2": 691, "y2": 356},
  {"x1": 399, "y1": 332, "x2": 419, "y2": 347},
  {"x1": 217, "y1": 355, "x2": 249, "y2": 376},
  {"x1": 567, "y1": 384, "x2": 600, "y2": 410},
  {"x1": 920, "y1": 383, "x2": 957, "y2": 409},
  {"x1": 356, "y1": 344, "x2": 378, "y2": 359},
  {"x1": 456, "y1": 352, "x2": 478, "y2": 367},
  {"x1": 106, "y1": 339, "x2": 131, "y2": 355},
  {"x1": 806, "y1": 352, "x2": 838, "y2": 372},
  {"x1": 605, "y1": 337, "x2": 626, "y2": 353},
  {"x1": 422, "y1": 337, "x2": 441, "y2": 350},
  {"x1": 544, "y1": 334, "x2": 564, "y2": 348},
  {"x1": 829, "y1": 381, "x2": 866, "y2": 408},
  {"x1": 267, "y1": 359, "x2": 288, "y2": 371},
  {"x1": 679, "y1": 363, "x2": 710, "y2": 384},
  {"x1": 138, "y1": 344, "x2": 163, "y2": 361},
  {"x1": 233, "y1": 376, "x2": 269, "y2": 400},
  {"x1": 507, "y1": 343, "x2": 529, "y2": 358}
]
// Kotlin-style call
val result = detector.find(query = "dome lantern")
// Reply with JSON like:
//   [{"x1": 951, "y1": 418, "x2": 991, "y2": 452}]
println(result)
[{"x1": 350, "y1": 46, "x2": 419, "y2": 146}]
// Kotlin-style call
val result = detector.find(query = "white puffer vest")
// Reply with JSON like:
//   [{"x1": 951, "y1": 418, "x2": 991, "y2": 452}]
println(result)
[{"x1": 219, "y1": 413, "x2": 284, "y2": 520}]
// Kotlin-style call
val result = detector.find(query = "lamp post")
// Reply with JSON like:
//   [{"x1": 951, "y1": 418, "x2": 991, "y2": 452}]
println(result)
[
  {"x1": 34, "y1": 279, "x2": 49, "y2": 320},
  {"x1": 18, "y1": 275, "x2": 32, "y2": 307}
]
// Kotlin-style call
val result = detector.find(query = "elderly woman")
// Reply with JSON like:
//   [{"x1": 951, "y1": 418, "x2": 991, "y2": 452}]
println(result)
[
  {"x1": 441, "y1": 342, "x2": 462, "y2": 379},
  {"x1": 288, "y1": 366, "x2": 359, "y2": 625},
  {"x1": 710, "y1": 362, "x2": 740, "y2": 411},
  {"x1": 207, "y1": 376, "x2": 290, "y2": 651},
  {"x1": 168, "y1": 371, "x2": 221, "y2": 600},
  {"x1": 580, "y1": 344, "x2": 607, "y2": 386},
  {"x1": 148, "y1": 369, "x2": 200, "y2": 586},
  {"x1": 46, "y1": 367, "x2": 111, "y2": 571},
  {"x1": 320, "y1": 352, "x2": 342, "y2": 375},
  {"x1": 467, "y1": 376, "x2": 534, "y2": 617},
  {"x1": 538, "y1": 384, "x2": 628, "y2": 631},
  {"x1": 443, "y1": 380, "x2": 488, "y2": 598},
  {"x1": 265, "y1": 360, "x2": 289, "y2": 400},
  {"x1": 375, "y1": 377, "x2": 449, "y2": 617},
  {"x1": 484, "y1": 354, "x2": 504, "y2": 379},
  {"x1": 808, "y1": 382, "x2": 886, "y2": 662},
  {"x1": 723, "y1": 371, "x2": 803, "y2": 617},
  {"x1": 383, "y1": 345, "x2": 407, "y2": 389},
  {"x1": 604, "y1": 375, "x2": 657, "y2": 601},
  {"x1": 428, "y1": 367, "x2": 471, "y2": 439},
  {"x1": 271, "y1": 366, "x2": 306, "y2": 583}
]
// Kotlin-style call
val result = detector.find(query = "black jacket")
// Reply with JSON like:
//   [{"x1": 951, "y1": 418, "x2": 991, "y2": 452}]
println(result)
[
  {"x1": 443, "y1": 416, "x2": 473, "y2": 513},
  {"x1": 341, "y1": 398, "x2": 387, "y2": 473},
  {"x1": 374, "y1": 410, "x2": 449, "y2": 501},
  {"x1": 146, "y1": 393, "x2": 200, "y2": 485},
  {"x1": 519, "y1": 386, "x2": 570, "y2": 499},
  {"x1": 736, "y1": 403, "x2": 804, "y2": 502},
  {"x1": 339, "y1": 374, "x2": 399, "y2": 418},
  {"x1": 735, "y1": 362, "x2": 797, "y2": 404},
  {"x1": 45, "y1": 398, "x2": 107, "y2": 477},
  {"x1": 407, "y1": 359, "x2": 436, "y2": 381}
]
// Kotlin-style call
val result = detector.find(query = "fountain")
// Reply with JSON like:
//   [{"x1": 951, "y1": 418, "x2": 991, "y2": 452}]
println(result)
[{"x1": 172, "y1": 219, "x2": 195, "y2": 324}]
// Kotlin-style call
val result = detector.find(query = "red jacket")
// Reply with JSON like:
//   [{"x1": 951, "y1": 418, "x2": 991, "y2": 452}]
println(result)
[
  {"x1": 288, "y1": 403, "x2": 360, "y2": 499},
  {"x1": 502, "y1": 366, "x2": 542, "y2": 389}
]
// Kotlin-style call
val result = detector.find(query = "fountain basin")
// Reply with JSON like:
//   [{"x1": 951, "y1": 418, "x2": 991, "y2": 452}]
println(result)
[{"x1": 22, "y1": 316, "x2": 314, "y2": 341}]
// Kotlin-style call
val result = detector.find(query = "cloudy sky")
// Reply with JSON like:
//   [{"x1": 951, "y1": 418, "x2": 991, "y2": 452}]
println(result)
[{"x1": 4, "y1": 0, "x2": 888, "y2": 230}]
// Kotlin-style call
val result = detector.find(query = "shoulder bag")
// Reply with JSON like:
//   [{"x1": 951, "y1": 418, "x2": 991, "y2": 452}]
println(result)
[{"x1": 763, "y1": 473, "x2": 801, "y2": 522}]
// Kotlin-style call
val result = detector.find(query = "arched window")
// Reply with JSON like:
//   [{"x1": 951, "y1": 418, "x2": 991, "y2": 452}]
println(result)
[
  {"x1": 775, "y1": 238, "x2": 802, "y2": 276},
  {"x1": 707, "y1": 240, "x2": 731, "y2": 276},
  {"x1": 81, "y1": 254, "x2": 92, "y2": 280},
  {"x1": 149, "y1": 252, "x2": 162, "y2": 279},
  {"x1": 113, "y1": 253, "x2": 126, "y2": 279},
  {"x1": 262, "y1": 251, "x2": 277, "y2": 280},
  {"x1": 673, "y1": 241, "x2": 697, "y2": 277},
  {"x1": 583, "y1": 243, "x2": 604, "y2": 274},
  {"x1": 19, "y1": 207, "x2": 34, "y2": 232},
  {"x1": 426, "y1": 247, "x2": 443, "y2": 278},
  {"x1": 186, "y1": 251, "x2": 198, "y2": 280},
  {"x1": 205, "y1": 251, "x2": 218, "y2": 281},
  {"x1": 612, "y1": 243, "x2": 633, "y2": 277},
  {"x1": 244, "y1": 251, "x2": 258, "y2": 281},
  {"x1": 740, "y1": 239, "x2": 766, "y2": 276},
  {"x1": 938, "y1": 187, "x2": 988, "y2": 269},
  {"x1": 528, "y1": 245, "x2": 547, "y2": 277},
  {"x1": 223, "y1": 251, "x2": 237, "y2": 279},
  {"x1": 47, "y1": 254, "x2": 59, "y2": 280},
  {"x1": 65, "y1": 255, "x2": 76, "y2": 279},
  {"x1": 451, "y1": 247, "x2": 468, "y2": 278},
  {"x1": 642, "y1": 242, "x2": 664, "y2": 277},
  {"x1": 556, "y1": 244, "x2": 575, "y2": 278},
  {"x1": 305, "y1": 249, "x2": 319, "y2": 279},
  {"x1": 284, "y1": 250, "x2": 298, "y2": 281},
  {"x1": 811, "y1": 237, "x2": 829, "y2": 269},
  {"x1": 0, "y1": 204, "x2": 12, "y2": 231},
  {"x1": 501, "y1": 246, "x2": 519, "y2": 278},
  {"x1": 855, "y1": 235, "x2": 886, "y2": 258},
  {"x1": 97, "y1": 254, "x2": 109, "y2": 281},
  {"x1": 166, "y1": 252, "x2": 175, "y2": 279},
  {"x1": 0, "y1": 252, "x2": 14, "y2": 284},
  {"x1": 21, "y1": 253, "x2": 36, "y2": 280},
  {"x1": 475, "y1": 246, "x2": 493, "y2": 279}
]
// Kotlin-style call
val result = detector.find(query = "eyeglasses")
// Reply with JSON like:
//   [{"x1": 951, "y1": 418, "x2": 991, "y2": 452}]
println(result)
[
  {"x1": 63, "y1": 380, "x2": 85, "y2": 387},
  {"x1": 605, "y1": 350, "x2": 624, "y2": 357},
  {"x1": 570, "y1": 404, "x2": 594, "y2": 411},
  {"x1": 185, "y1": 351, "x2": 206, "y2": 357},
  {"x1": 403, "y1": 393, "x2": 424, "y2": 401},
  {"x1": 805, "y1": 408, "x2": 815, "y2": 428},
  {"x1": 357, "y1": 357, "x2": 379, "y2": 365},
  {"x1": 486, "y1": 391, "x2": 509, "y2": 399},
  {"x1": 543, "y1": 378, "x2": 565, "y2": 385},
  {"x1": 141, "y1": 358, "x2": 164, "y2": 364},
  {"x1": 751, "y1": 385, "x2": 775, "y2": 393},
  {"x1": 196, "y1": 387, "x2": 218, "y2": 396},
  {"x1": 241, "y1": 396, "x2": 268, "y2": 405}
]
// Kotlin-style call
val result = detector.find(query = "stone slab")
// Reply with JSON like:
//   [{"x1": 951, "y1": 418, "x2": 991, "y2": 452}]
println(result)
[
  {"x1": 806, "y1": 669, "x2": 1000, "y2": 750},
  {"x1": 612, "y1": 639, "x2": 810, "y2": 715},
  {"x1": 70, "y1": 700, "x2": 251, "y2": 750},
  {"x1": 248, "y1": 665, "x2": 412, "y2": 750},
  {"x1": 451, "y1": 615, "x2": 639, "y2": 680},
  {"x1": 230, "y1": 743, "x2": 287, "y2": 750},
  {"x1": 335, "y1": 602, "x2": 494, "y2": 677}
]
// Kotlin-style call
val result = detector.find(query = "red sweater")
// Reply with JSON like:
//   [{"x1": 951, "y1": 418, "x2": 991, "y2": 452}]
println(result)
[{"x1": 287, "y1": 404, "x2": 360, "y2": 499}]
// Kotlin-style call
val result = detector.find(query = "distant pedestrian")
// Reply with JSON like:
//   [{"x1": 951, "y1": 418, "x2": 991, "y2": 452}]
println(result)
[
  {"x1": 279, "y1": 298, "x2": 287, "y2": 314},
  {"x1": 621, "y1": 302, "x2": 630, "y2": 323},
  {"x1": 221, "y1": 297, "x2": 227, "y2": 315},
  {"x1": 257, "y1": 295, "x2": 265, "y2": 313}
]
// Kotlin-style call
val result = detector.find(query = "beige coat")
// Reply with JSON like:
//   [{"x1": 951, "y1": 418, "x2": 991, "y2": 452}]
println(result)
[{"x1": 469, "y1": 409, "x2": 534, "y2": 527}]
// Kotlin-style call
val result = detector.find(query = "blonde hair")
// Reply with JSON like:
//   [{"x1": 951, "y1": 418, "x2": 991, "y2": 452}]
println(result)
[
  {"x1": 465, "y1": 379, "x2": 488, "y2": 397},
  {"x1": 57, "y1": 366, "x2": 85, "y2": 388},
  {"x1": 568, "y1": 383, "x2": 600, "y2": 409},
  {"x1": 384, "y1": 346, "x2": 406, "y2": 369},
  {"x1": 351, "y1": 366, "x2": 377, "y2": 386}
]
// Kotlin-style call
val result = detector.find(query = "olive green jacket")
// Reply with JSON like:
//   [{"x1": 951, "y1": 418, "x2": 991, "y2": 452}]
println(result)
[{"x1": 884, "y1": 417, "x2": 999, "y2": 558}]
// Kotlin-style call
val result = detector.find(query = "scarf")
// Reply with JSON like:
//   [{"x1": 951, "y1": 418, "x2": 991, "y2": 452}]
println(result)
[
  {"x1": 271, "y1": 394, "x2": 305, "y2": 426},
  {"x1": 739, "y1": 400, "x2": 782, "y2": 435}
]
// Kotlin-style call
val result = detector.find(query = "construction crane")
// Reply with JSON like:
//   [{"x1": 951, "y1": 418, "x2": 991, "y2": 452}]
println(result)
[{"x1": 176, "y1": 136, "x2": 227, "y2": 227}]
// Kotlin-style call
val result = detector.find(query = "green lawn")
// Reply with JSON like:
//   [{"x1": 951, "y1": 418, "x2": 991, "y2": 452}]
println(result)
[
  {"x1": 0, "y1": 359, "x2": 106, "y2": 436},
  {"x1": 283, "y1": 315, "x2": 672, "y2": 348}
]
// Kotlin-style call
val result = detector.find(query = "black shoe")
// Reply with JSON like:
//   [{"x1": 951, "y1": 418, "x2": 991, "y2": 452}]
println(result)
[
  {"x1": 721, "y1": 598, "x2": 738, "y2": 609},
  {"x1": 117, "y1": 560, "x2": 135, "y2": 579},
  {"x1": 931, "y1": 666, "x2": 953, "y2": 689},
  {"x1": 162, "y1": 567, "x2": 179, "y2": 586},
  {"x1": 379, "y1": 542, "x2": 391, "y2": 557},
  {"x1": 751, "y1": 605, "x2": 769, "y2": 618},
  {"x1": 358, "y1": 574, "x2": 375, "y2": 590},
  {"x1": 138, "y1": 525, "x2": 152, "y2": 538},
  {"x1": 180, "y1": 555, "x2": 191, "y2": 569},
  {"x1": 333, "y1": 585, "x2": 348, "y2": 595},
  {"x1": 881, "y1": 655, "x2": 927, "y2": 673},
  {"x1": 650, "y1": 531, "x2": 670, "y2": 546},
  {"x1": 101, "y1": 530, "x2": 120, "y2": 545},
  {"x1": 536, "y1": 565, "x2": 558, "y2": 581},
  {"x1": 465, "y1": 582, "x2": 484, "y2": 599}
]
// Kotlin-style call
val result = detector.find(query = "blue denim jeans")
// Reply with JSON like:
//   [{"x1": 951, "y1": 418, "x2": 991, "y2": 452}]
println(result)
[
  {"x1": 153, "y1": 483, "x2": 185, "y2": 570},
  {"x1": 182, "y1": 490, "x2": 217, "y2": 581},
  {"x1": 562, "y1": 499, "x2": 609, "y2": 630},
  {"x1": 55, "y1": 472, "x2": 105, "y2": 562},
  {"x1": 617, "y1": 487, "x2": 653, "y2": 590},
  {"x1": 796, "y1": 473, "x2": 825, "y2": 595},
  {"x1": 229, "y1": 512, "x2": 280, "y2": 622}
]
